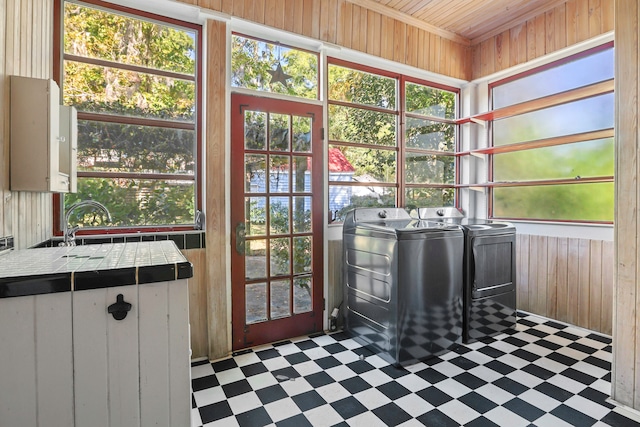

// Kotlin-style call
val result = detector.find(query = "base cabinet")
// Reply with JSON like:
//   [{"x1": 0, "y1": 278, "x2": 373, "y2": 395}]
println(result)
[
  {"x1": 0, "y1": 280, "x2": 190, "y2": 427},
  {"x1": 0, "y1": 292, "x2": 74, "y2": 426}
]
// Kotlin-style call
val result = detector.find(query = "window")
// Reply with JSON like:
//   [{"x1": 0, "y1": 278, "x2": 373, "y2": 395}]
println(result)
[
  {"x1": 327, "y1": 59, "x2": 458, "y2": 221},
  {"x1": 231, "y1": 34, "x2": 319, "y2": 100},
  {"x1": 58, "y1": 0, "x2": 201, "y2": 229},
  {"x1": 489, "y1": 44, "x2": 614, "y2": 222}
]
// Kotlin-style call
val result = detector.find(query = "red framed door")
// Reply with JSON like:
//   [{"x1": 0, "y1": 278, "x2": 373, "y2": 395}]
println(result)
[{"x1": 230, "y1": 94, "x2": 324, "y2": 350}]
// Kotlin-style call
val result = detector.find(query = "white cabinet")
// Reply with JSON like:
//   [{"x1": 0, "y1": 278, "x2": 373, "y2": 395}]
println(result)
[
  {"x1": 73, "y1": 280, "x2": 191, "y2": 427},
  {"x1": 0, "y1": 292, "x2": 75, "y2": 427},
  {"x1": 0, "y1": 280, "x2": 190, "y2": 427},
  {"x1": 10, "y1": 76, "x2": 77, "y2": 192}
]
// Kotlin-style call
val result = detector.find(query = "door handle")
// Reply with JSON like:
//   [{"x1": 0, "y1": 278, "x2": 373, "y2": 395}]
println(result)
[{"x1": 235, "y1": 222, "x2": 246, "y2": 255}]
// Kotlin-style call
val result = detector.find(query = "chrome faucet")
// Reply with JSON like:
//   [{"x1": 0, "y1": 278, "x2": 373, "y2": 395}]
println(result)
[{"x1": 61, "y1": 200, "x2": 112, "y2": 246}]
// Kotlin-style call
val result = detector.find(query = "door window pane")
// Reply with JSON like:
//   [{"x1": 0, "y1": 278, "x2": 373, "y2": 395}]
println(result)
[
  {"x1": 245, "y1": 240, "x2": 266, "y2": 279},
  {"x1": 245, "y1": 197, "x2": 266, "y2": 237},
  {"x1": 270, "y1": 280, "x2": 291, "y2": 319},
  {"x1": 269, "y1": 197, "x2": 290, "y2": 235},
  {"x1": 246, "y1": 283, "x2": 267, "y2": 324},
  {"x1": 270, "y1": 238, "x2": 290, "y2": 276},
  {"x1": 292, "y1": 197, "x2": 312, "y2": 233},
  {"x1": 269, "y1": 155, "x2": 290, "y2": 193},
  {"x1": 293, "y1": 236, "x2": 312, "y2": 274},
  {"x1": 293, "y1": 116, "x2": 312, "y2": 152},
  {"x1": 270, "y1": 114, "x2": 290, "y2": 151},
  {"x1": 245, "y1": 111, "x2": 267, "y2": 150},
  {"x1": 294, "y1": 276, "x2": 312, "y2": 314},
  {"x1": 245, "y1": 155, "x2": 266, "y2": 192},
  {"x1": 292, "y1": 156, "x2": 310, "y2": 192}
]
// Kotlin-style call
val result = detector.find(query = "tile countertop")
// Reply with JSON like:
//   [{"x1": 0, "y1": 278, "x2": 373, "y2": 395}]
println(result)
[{"x1": 0, "y1": 241, "x2": 193, "y2": 298}]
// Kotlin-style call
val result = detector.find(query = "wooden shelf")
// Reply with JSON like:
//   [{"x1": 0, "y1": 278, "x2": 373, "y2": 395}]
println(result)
[
  {"x1": 457, "y1": 79, "x2": 614, "y2": 125},
  {"x1": 457, "y1": 176, "x2": 614, "y2": 189},
  {"x1": 466, "y1": 128, "x2": 614, "y2": 156}
]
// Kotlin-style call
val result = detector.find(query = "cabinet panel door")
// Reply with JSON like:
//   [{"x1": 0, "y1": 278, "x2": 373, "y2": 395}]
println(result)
[
  {"x1": 35, "y1": 293, "x2": 74, "y2": 425},
  {"x1": 73, "y1": 285, "x2": 139, "y2": 427},
  {"x1": 168, "y1": 279, "x2": 191, "y2": 426},
  {"x1": 139, "y1": 280, "x2": 190, "y2": 427},
  {"x1": 0, "y1": 293, "x2": 73, "y2": 427}
]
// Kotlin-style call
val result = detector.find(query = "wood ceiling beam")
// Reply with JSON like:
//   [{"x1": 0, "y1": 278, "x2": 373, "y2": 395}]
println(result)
[{"x1": 346, "y1": 0, "x2": 471, "y2": 45}]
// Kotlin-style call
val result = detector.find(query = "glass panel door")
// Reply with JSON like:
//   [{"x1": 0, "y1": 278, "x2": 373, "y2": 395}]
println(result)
[{"x1": 230, "y1": 94, "x2": 323, "y2": 349}]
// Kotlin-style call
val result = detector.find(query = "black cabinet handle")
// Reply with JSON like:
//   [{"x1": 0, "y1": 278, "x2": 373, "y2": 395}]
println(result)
[{"x1": 108, "y1": 294, "x2": 132, "y2": 320}]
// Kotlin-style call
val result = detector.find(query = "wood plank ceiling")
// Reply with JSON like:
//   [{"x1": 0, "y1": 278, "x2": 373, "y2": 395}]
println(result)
[{"x1": 348, "y1": 0, "x2": 570, "y2": 44}]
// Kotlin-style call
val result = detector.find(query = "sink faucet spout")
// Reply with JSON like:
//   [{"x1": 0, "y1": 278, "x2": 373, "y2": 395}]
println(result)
[{"x1": 61, "y1": 200, "x2": 112, "y2": 246}]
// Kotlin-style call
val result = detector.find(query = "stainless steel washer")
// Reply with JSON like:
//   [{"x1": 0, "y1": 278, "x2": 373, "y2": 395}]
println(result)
[
  {"x1": 417, "y1": 207, "x2": 517, "y2": 343},
  {"x1": 342, "y1": 208, "x2": 464, "y2": 366}
]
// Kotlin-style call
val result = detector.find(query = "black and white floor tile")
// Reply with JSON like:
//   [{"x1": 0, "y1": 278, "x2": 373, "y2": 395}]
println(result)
[{"x1": 190, "y1": 312, "x2": 640, "y2": 427}]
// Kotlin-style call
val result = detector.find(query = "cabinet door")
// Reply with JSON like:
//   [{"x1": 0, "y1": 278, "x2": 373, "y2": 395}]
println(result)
[
  {"x1": 0, "y1": 293, "x2": 74, "y2": 427},
  {"x1": 139, "y1": 280, "x2": 190, "y2": 427},
  {"x1": 73, "y1": 285, "x2": 139, "y2": 427}
]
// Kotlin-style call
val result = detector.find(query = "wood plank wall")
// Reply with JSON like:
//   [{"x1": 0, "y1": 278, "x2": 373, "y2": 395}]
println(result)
[
  {"x1": 613, "y1": 0, "x2": 638, "y2": 410},
  {"x1": 516, "y1": 234, "x2": 614, "y2": 335},
  {"x1": 177, "y1": 0, "x2": 471, "y2": 80},
  {"x1": 182, "y1": 248, "x2": 208, "y2": 359},
  {"x1": 471, "y1": 0, "x2": 614, "y2": 80},
  {"x1": 204, "y1": 19, "x2": 228, "y2": 360},
  {"x1": 1, "y1": 0, "x2": 54, "y2": 249}
]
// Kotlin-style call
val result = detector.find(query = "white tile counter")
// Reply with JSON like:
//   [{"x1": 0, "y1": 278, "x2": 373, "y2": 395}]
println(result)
[{"x1": 0, "y1": 240, "x2": 193, "y2": 297}]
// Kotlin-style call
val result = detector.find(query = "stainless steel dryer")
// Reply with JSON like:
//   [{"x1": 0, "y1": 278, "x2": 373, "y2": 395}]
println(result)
[
  {"x1": 342, "y1": 207, "x2": 464, "y2": 366},
  {"x1": 417, "y1": 207, "x2": 517, "y2": 343}
]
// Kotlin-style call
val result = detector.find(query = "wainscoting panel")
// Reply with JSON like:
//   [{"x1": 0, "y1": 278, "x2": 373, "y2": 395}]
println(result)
[{"x1": 516, "y1": 234, "x2": 613, "y2": 335}]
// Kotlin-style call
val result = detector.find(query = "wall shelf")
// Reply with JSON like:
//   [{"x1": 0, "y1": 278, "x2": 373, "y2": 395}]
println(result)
[{"x1": 456, "y1": 79, "x2": 614, "y2": 125}]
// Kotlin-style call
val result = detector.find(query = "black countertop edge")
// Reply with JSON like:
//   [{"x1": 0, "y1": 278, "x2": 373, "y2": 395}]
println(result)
[
  {"x1": 0, "y1": 274, "x2": 72, "y2": 298},
  {"x1": 74, "y1": 268, "x2": 138, "y2": 291},
  {"x1": 1, "y1": 263, "x2": 194, "y2": 297}
]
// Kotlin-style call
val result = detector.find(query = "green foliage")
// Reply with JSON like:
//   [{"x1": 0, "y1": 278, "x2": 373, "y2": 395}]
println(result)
[
  {"x1": 231, "y1": 35, "x2": 318, "y2": 99},
  {"x1": 494, "y1": 183, "x2": 614, "y2": 222},
  {"x1": 66, "y1": 178, "x2": 194, "y2": 227},
  {"x1": 62, "y1": 2, "x2": 197, "y2": 227},
  {"x1": 76, "y1": 119, "x2": 195, "y2": 174}
]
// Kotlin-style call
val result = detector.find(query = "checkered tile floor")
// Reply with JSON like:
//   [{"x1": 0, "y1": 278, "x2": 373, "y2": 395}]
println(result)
[{"x1": 191, "y1": 312, "x2": 640, "y2": 427}]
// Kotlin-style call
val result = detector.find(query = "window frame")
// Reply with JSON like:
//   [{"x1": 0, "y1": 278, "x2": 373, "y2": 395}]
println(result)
[
  {"x1": 327, "y1": 57, "x2": 460, "y2": 221},
  {"x1": 53, "y1": 0, "x2": 203, "y2": 235},
  {"x1": 486, "y1": 42, "x2": 614, "y2": 224}
]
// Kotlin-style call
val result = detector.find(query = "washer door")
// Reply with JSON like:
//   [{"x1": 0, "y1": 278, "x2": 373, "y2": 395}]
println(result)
[{"x1": 470, "y1": 233, "x2": 516, "y2": 298}]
